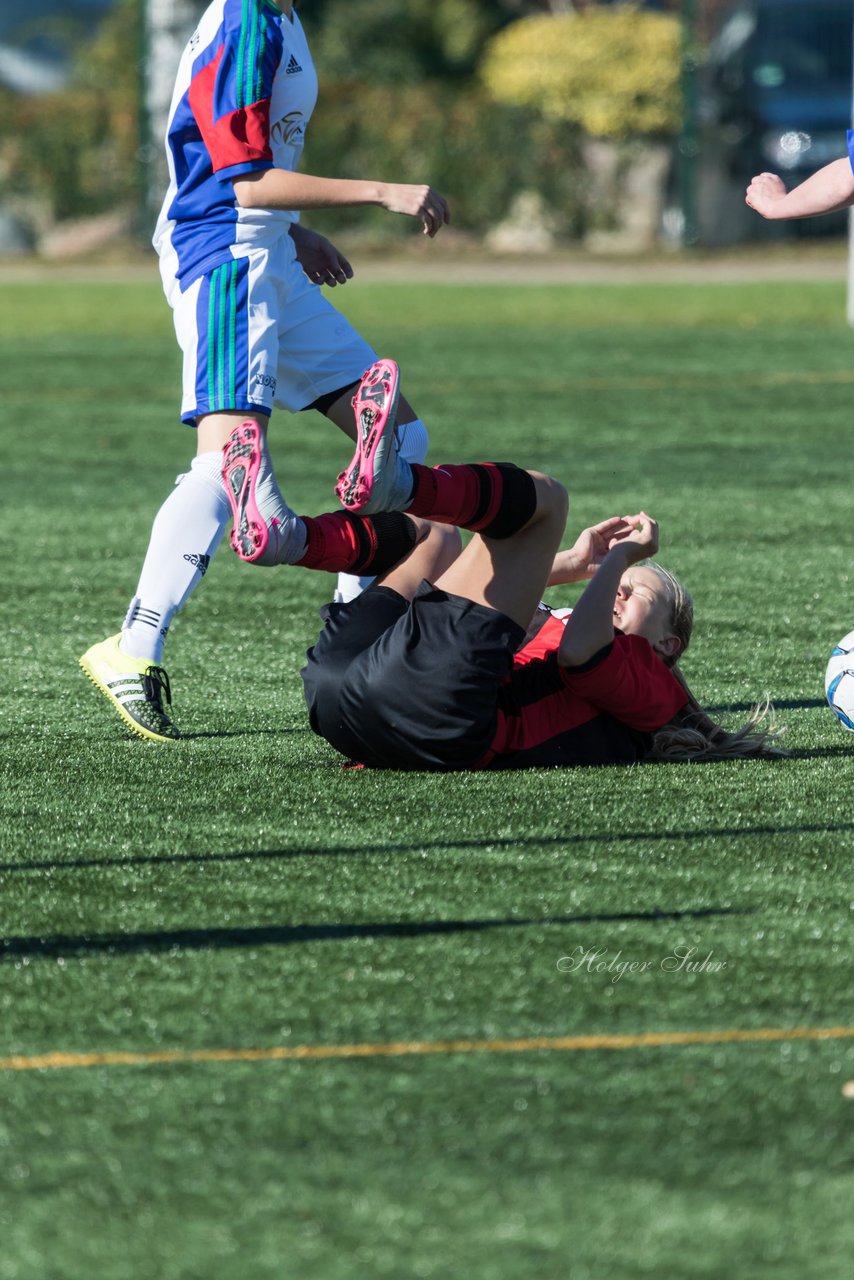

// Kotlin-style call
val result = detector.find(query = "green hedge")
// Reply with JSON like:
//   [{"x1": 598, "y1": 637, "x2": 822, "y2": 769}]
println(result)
[
  {"x1": 304, "y1": 81, "x2": 587, "y2": 239},
  {"x1": 0, "y1": 1, "x2": 596, "y2": 239}
]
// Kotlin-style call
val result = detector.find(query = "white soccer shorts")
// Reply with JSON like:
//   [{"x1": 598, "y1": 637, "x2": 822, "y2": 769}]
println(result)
[{"x1": 166, "y1": 234, "x2": 376, "y2": 424}]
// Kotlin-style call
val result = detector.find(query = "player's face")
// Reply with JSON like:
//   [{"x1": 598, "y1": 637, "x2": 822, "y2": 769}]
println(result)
[{"x1": 613, "y1": 567, "x2": 675, "y2": 652}]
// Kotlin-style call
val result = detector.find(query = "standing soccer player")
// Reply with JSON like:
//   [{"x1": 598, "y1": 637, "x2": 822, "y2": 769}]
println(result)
[{"x1": 80, "y1": 0, "x2": 449, "y2": 742}]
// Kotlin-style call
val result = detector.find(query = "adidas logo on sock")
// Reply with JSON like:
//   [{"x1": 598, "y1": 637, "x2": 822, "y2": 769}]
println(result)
[
  {"x1": 284, "y1": 54, "x2": 302, "y2": 75},
  {"x1": 183, "y1": 552, "x2": 211, "y2": 575}
]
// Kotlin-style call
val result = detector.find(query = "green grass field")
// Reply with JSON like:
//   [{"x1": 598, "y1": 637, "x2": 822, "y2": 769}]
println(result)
[{"x1": 2, "y1": 270, "x2": 854, "y2": 1279}]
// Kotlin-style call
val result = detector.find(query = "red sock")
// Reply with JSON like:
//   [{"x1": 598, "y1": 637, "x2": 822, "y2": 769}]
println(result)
[
  {"x1": 406, "y1": 463, "x2": 504, "y2": 531},
  {"x1": 406, "y1": 463, "x2": 537, "y2": 540},
  {"x1": 296, "y1": 511, "x2": 416, "y2": 575}
]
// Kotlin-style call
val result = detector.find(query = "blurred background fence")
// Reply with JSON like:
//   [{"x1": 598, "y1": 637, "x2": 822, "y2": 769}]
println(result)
[{"x1": 0, "y1": 0, "x2": 850, "y2": 258}]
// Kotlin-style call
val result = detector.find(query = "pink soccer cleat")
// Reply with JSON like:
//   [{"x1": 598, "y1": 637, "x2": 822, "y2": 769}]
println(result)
[
  {"x1": 222, "y1": 421, "x2": 270, "y2": 562},
  {"x1": 335, "y1": 359, "x2": 412, "y2": 514}
]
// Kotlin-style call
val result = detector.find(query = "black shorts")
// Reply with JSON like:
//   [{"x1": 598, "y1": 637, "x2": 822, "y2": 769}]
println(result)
[{"x1": 301, "y1": 582, "x2": 525, "y2": 770}]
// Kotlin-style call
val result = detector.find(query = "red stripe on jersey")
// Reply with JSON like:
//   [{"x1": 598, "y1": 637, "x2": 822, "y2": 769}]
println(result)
[
  {"x1": 559, "y1": 633, "x2": 689, "y2": 733},
  {"x1": 478, "y1": 630, "x2": 689, "y2": 768},
  {"x1": 513, "y1": 613, "x2": 567, "y2": 666},
  {"x1": 188, "y1": 47, "x2": 273, "y2": 172}
]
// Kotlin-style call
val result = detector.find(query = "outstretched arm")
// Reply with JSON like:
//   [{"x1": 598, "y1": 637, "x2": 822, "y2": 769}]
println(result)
[
  {"x1": 233, "y1": 170, "x2": 450, "y2": 237},
  {"x1": 746, "y1": 157, "x2": 854, "y2": 220},
  {"x1": 557, "y1": 514, "x2": 659, "y2": 668}
]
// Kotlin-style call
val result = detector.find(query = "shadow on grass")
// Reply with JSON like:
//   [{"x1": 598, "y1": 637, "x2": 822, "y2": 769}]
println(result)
[
  {"x1": 2, "y1": 819, "x2": 851, "y2": 877},
  {"x1": 707, "y1": 698, "x2": 826, "y2": 714},
  {"x1": 87, "y1": 700, "x2": 833, "y2": 741},
  {"x1": 0, "y1": 905, "x2": 753, "y2": 961}
]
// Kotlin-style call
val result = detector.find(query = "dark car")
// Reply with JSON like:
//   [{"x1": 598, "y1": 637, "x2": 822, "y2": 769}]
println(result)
[{"x1": 693, "y1": 0, "x2": 853, "y2": 242}]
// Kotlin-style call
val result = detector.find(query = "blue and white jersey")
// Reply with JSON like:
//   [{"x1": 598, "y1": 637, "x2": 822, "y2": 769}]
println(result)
[{"x1": 153, "y1": 0, "x2": 318, "y2": 290}]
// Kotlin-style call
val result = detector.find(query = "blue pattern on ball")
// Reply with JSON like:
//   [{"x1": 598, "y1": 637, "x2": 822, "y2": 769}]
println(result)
[{"x1": 827, "y1": 670, "x2": 854, "y2": 731}]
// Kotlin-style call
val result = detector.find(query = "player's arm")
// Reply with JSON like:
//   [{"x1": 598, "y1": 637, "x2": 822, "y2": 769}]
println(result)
[
  {"x1": 557, "y1": 515, "x2": 658, "y2": 668},
  {"x1": 233, "y1": 170, "x2": 450, "y2": 237},
  {"x1": 547, "y1": 517, "x2": 634, "y2": 586},
  {"x1": 191, "y1": 11, "x2": 447, "y2": 239},
  {"x1": 745, "y1": 157, "x2": 854, "y2": 220}
]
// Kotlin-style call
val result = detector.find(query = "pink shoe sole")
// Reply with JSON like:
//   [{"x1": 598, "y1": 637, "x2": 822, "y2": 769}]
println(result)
[
  {"x1": 223, "y1": 421, "x2": 269, "y2": 562},
  {"x1": 335, "y1": 358, "x2": 400, "y2": 511}
]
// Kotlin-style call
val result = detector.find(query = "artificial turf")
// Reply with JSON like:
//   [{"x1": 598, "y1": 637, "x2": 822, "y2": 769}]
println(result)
[{"x1": 2, "y1": 271, "x2": 854, "y2": 1279}]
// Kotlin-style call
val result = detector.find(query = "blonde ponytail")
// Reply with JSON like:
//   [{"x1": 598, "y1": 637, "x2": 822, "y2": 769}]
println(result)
[
  {"x1": 634, "y1": 563, "x2": 786, "y2": 761},
  {"x1": 648, "y1": 671, "x2": 787, "y2": 762}
]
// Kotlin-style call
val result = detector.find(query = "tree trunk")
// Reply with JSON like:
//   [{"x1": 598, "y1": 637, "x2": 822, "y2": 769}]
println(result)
[{"x1": 582, "y1": 138, "x2": 671, "y2": 253}]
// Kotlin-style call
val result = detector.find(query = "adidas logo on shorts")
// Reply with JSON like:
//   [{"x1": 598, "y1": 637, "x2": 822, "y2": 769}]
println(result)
[{"x1": 284, "y1": 54, "x2": 302, "y2": 75}]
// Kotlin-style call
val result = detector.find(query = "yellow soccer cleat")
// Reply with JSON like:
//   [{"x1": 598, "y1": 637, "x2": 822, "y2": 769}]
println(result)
[{"x1": 79, "y1": 634, "x2": 179, "y2": 742}]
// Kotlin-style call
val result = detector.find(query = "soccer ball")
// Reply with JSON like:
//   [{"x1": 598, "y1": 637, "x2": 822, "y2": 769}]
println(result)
[{"x1": 825, "y1": 630, "x2": 854, "y2": 731}]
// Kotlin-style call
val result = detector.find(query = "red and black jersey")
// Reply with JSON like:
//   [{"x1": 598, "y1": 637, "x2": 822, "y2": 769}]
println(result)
[
  {"x1": 303, "y1": 587, "x2": 690, "y2": 773},
  {"x1": 474, "y1": 611, "x2": 689, "y2": 770}
]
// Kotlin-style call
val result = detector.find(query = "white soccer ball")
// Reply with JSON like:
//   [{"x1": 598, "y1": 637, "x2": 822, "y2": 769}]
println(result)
[{"x1": 825, "y1": 630, "x2": 854, "y2": 731}]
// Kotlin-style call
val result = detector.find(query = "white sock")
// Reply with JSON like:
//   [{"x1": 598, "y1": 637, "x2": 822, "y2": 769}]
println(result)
[
  {"x1": 120, "y1": 451, "x2": 231, "y2": 664},
  {"x1": 334, "y1": 417, "x2": 428, "y2": 603}
]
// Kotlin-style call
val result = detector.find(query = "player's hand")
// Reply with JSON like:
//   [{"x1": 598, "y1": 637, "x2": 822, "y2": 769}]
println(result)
[
  {"x1": 564, "y1": 517, "x2": 634, "y2": 580},
  {"x1": 379, "y1": 184, "x2": 451, "y2": 237},
  {"x1": 745, "y1": 172, "x2": 788, "y2": 218},
  {"x1": 290, "y1": 224, "x2": 354, "y2": 286},
  {"x1": 609, "y1": 512, "x2": 660, "y2": 563}
]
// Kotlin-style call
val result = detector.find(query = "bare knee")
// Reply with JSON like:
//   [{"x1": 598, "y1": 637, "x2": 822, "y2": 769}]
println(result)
[
  {"x1": 529, "y1": 472, "x2": 569, "y2": 525},
  {"x1": 377, "y1": 518, "x2": 462, "y2": 595},
  {"x1": 411, "y1": 518, "x2": 462, "y2": 573},
  {"x1": 422, "y1": 519, "x2": 462, "y2": 566}
]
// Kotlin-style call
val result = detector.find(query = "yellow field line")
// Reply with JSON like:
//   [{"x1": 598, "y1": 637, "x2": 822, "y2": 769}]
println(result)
[{"x1": 3, "y1": 1025, "x2": 854, "y2": 1072}]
